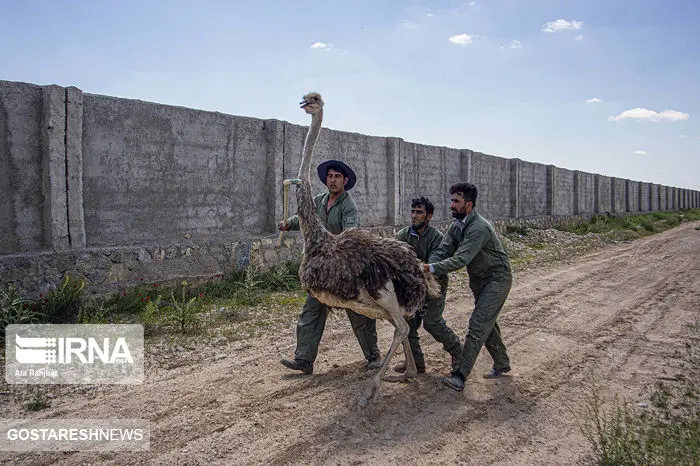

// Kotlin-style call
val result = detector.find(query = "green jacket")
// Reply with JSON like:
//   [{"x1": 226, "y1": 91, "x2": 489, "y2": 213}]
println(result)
[
  {"x1": 286, "y1": 191, "x2": 359, "y2": 234},
  {"x1": 396, "y1": 224, "x2": 448, "y2": 286},
  {"x1": 428, "y1": 210, "x2": 511, "y2": 278},
  {"x1": 395, "y1": 225, "x2": 443, "y2": 263}
]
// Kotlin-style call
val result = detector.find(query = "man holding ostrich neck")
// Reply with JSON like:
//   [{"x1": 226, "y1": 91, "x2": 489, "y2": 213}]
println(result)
[{"x1": 279, "y1": 160, "x2": 381, "y2": 374}]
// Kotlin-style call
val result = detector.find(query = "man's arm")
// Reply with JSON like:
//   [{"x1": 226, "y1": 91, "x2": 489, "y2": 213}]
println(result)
[
  {"x1": 429, "y1": 224, "x2": 490, "y2": 276},
  {"x1": 427, "y1": 225, "x2": 457, "y2": 264},
  {"x1": 341, "y1": 198, "x2": 360, "y2": 229},
  {"x1": 280, "y1": 194, "x2": 324, "y2": 231},
  {"x1": 395, "y1": 227, "x2": 408, "y2": 241}
]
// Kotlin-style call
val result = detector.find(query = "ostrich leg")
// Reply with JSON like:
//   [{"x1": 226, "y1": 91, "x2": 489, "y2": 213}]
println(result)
[{"x1": 358, "y1": 282, "x2": 418, "y2": 406}]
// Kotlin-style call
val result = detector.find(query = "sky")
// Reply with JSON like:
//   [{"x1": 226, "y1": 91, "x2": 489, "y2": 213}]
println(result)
[{"x1": 1, "y1": 0, "x2": 698, "y2": 190}]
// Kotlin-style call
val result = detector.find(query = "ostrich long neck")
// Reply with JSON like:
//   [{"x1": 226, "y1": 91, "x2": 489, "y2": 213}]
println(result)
[{"x1": 297, "y1": 109, "x2": 329, "y2": 253}]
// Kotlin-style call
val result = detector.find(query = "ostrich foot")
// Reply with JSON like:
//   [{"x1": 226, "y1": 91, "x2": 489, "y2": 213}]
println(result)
[{"x1": 359, "y1": 383, "x2": 380, "y2": 407}]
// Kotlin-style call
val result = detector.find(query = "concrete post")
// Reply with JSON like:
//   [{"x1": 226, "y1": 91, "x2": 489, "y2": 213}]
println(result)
[
  {"x1": 546, "y1": 165, "x2": 555, "y2": 215},
  {"x1": 625, "y1": 179, "x2": 631, "y2": 212},
  {"x1": 573, "y1": 170, "x2": 581, "y2": 215},
  {"x1": 610, "y1": 177, "x2": 616, "y2": 213},
  {"x1": 66, "y1": 86, "x2": 85, "y2": 248},
  {"x1": 510, "y1": 158, "x2": 520, "y2": 218},
  {"x1": 263, "y1": 119, "x2": 285, "y2": 232},
  {"x1": 41, "y1": 85, "x2": 70, "y2": 250},
  {"x1": 386, "y1": 137, "x2": 403, "y2": 226},
  {"x1": 460, "y1": 149, "x2": 472, "y2": 183},
  {"x1": 593, "y1": 174, "x2": 600, "y2": 213}
]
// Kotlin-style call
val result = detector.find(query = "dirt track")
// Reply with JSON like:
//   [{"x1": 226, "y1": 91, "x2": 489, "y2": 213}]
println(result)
[{"x1": 2, "y1": 221, "x2": 699, "y2": 465}]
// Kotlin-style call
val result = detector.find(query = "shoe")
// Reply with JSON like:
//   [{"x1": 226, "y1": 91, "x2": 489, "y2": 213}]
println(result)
[
  {"x1": 392, "y1": 362, "x2": 426, "y2": 374},
  {"x1": 280, "y1": 358, "x2": 313, "y2": 375},
  {"x1": 366, "y1": 357, "x2": 382, "y2": 370},
  {"x1": 441, "y1": 374, "x2": 465, "y2": 392},
  {"x1": 483, "y1": 365, "x2": 511, "y2": 379}
]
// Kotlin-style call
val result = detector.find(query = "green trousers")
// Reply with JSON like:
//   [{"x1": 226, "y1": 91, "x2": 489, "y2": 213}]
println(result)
[
  {"x1": 453, "y1": 273, "x2": 512, "y2": 378},
  {"x1": 406, "y1": 284, "x2": 462, "y2": 369},
  {"x1": 294, "y1": 294, "x2": 380, "y2": 364}
]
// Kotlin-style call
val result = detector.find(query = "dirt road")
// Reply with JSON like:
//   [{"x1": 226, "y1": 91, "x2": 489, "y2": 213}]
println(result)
[{"x1": 2, "y1": 221, "x2": 699, "y2": 465}]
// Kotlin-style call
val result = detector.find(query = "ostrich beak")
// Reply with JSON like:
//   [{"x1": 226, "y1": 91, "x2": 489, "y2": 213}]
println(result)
[{"x1": 300, "y1": 100, "x2": 310, "y2": 108}]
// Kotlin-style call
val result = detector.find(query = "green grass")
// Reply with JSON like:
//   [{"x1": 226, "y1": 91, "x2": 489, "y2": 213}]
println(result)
[{"x1": 555, "y1": 209, "x2": 700, "y2": 237}]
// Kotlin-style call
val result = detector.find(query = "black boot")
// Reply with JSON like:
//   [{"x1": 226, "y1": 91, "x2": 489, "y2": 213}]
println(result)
[
  {"x1": 441, "y1": 372, "x2": 465, "y2": 391},
  {"x1": 280, "y1": 358, "x2": 313, "y2": 375}
]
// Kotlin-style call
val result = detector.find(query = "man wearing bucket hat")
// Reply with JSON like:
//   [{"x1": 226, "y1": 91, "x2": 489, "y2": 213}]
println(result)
[{"x1": 279, "y1": 160, "x2": 381, "y2": 374}]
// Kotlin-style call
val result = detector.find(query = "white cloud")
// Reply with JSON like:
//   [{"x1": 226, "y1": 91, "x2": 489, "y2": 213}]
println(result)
[
  {"x1": 310, "y1": 42, "x2": 332, "y2": 50},
  {"x1": 573, "y1": 35, "x2": 584, "y2": 41},
  {"x1": 426, "y1": 12, "x2": 435, "y2": 17},
  {"x1": 469, "y1": 1, "x2": 477, "y2": 6},
  {"x1": 542, "y1": 19, "x2": 584, "y2": 33},
  {"x1": 500, "y1": 40, "x2": 522, "y2": 49},
  {"x1": 586, "y1": 97, "x2": 603, "y2": 103},
  {"x1": 633, "y1": 150, "x2": 647, "y2": 155},
  {"x1": 608, "y1": 108, "x2": 690, "y2": 122},
  {"x1": 449, "y1": 33, "x2": 474, "y2": 46}
]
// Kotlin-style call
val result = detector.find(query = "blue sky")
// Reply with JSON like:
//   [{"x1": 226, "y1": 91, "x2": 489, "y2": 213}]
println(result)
[{"x1": 2, "y1": 0, "x2": 698, "y2": 189}]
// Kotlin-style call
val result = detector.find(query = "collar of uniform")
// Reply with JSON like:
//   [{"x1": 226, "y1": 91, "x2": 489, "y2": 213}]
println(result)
[
  {"x1": 410, "y1": 224, "x2": 430, "y2": 237},
  {"x1": 321, "y1": 190, "x2": 348, "y2": 208},
  {"x1": 454, "y1": 209, "x2": 477, "y2": 229}
]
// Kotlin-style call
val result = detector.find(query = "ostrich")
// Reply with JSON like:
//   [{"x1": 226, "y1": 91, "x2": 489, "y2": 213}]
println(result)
[{"x1": 284, "y1": 92, "x2": 442, "y2": 405}]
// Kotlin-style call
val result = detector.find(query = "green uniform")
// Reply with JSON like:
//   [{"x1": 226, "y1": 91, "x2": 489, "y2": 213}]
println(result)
[
  {"x1": 286, "y1": 191, "x2": 379, "y2": 364},
  {"x1": 429, "y1": 209, "x2": 512, "y2": 378},
  {"x1": 395, "y1": 225, "x2": 462, "y2": 369}
]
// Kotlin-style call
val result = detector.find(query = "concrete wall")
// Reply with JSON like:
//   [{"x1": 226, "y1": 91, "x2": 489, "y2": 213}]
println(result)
[
  {"x1": 552, "y1": 167, "x2": 575, "y2": 216},
  {"x1": 577, "y1": 171, "x2": 596, "y2": 214},
  {"x1": 470, "y1": 152, "x2": 513, "y2": 219},
  {"x1": 649, "y1": 184, "x2": 659, "y2": 211},
  {"x1": 1, "y1": 79, "x2": 699, "y2": 294},
  {"x1": 518, "y1": 160, "x2": 548, "y2": 217},
  {"x1": 82, "y1": 94, "x2": 274, "y2": 247},
  {"x1": 627, "y1": 180, "x2": 639, "y2": 213},
  {"x1": 0, "y1": 82, "x2": 45, "y2": 254},
  {"x1": 596, "y1": 175, "x2": 612, "y2": 213}
]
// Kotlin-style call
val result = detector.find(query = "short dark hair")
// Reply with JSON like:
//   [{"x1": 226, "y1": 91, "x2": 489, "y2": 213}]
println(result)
[
  {"x1": 326, "y1": 165, "x2": 348, "y2": 178},
  {"x1": 411, "y1": 196, "x2": 435, "y2": 215},
  {"x1": 449, "y1": 182, "x2": 477, "y2": 206}
]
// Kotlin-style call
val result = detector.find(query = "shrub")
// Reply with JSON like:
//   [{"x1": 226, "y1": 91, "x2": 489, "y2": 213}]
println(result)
[
  {"x1": 37, "y1": 275, "x2": 85, "y2": 323},
  {"x1": 0, "y1": 285, "x2": 44, "y2": 344}
]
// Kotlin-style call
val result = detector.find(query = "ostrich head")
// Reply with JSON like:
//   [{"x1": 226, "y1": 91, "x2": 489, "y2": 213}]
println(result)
[{"x1": 300, "y1": 92, "x2": 324, "y2": 114}]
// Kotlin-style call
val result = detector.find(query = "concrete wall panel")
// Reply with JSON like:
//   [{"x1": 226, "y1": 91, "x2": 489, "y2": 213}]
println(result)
[
  {"x1": 627, "y1": 180, "x2": 639, "y2": 212},
  {"x1": 519, "y1": 161, "x2": 548, "y2": 217},
  {"x1": 0, "y1": 81, "x2": 45, "y2": 254},
  {"x1": 553, "y1": 167, "x2": 574, "y2": 216},
  {"x1": 612, "y1": 178, "x2": 626, "y2": 212},
  {"x1": 82, "y1": 94, "x2": 270, "y2": 247},
  {"x1": 578, "y1": 171, "x2": 596, "y2": 214},
  {"x1": 596, "y1": 175, "x2": 612, "y2": 213},
  {"x1": 471, "y1": 152, "x2": 512, "y2": 219}
]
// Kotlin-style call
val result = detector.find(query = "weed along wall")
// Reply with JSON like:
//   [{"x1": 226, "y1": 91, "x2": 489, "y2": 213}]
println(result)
[{"x1": 1, "y1": 79, "x2": 699, "y2": 295}]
